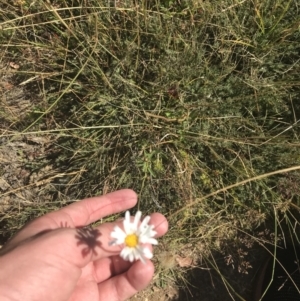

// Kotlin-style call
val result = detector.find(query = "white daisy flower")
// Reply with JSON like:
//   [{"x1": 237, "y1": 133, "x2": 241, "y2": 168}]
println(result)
[{"x1": 110, "y1": 211, "x2": 158, "y2": 264}]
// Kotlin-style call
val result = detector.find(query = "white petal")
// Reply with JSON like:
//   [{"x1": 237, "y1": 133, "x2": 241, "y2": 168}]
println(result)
[
  {"x1": 135, "y1": 245, "x2": 147, "y2": 263},
  {"x1": 128, "y1": 249, "x2": 135, "y2": 262},
  {"x1": 120, "y1": 247, "x2": 131, "y2": 261},
  {"x1": 140, "y1": 236, "x2": 158, "y2": 245},
  {"x1": 110, "y1": 226, "x2": 126, "y2": 242},
  {"x1": 131, "y1": 248, "x2": 139, "y2": 260},
  {"x1": 138, "y1": 226, "x2": 157, "y2": 242},
  {"x1": 143, "y1": 225, "x2": 157, "y2": 237},
  {"x1": 123, "y1": 211, "x2": 131, "y2": 234},
  {"x1": 139, "y1": 215, "x2": 150, "y2": 231},
  {"x1": 148, "y1": 237, "x2": 158, "y2": 245},
  {"x1": 143, "y1": 247, "x2": 153, "y2": 259},
  {"x1": 125, "y1": 211, "x2": 130, "y2": 222},
  {"x1": 133, "y1": 211, "x2": 142, "y2": 229}
]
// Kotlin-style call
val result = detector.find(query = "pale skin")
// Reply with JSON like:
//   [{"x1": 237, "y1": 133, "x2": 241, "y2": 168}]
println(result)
[{"x1": 0, "y1": 189, "x2": 168, "y2": 301}]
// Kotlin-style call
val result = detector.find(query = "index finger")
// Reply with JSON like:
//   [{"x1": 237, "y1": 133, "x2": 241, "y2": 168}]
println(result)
[
  {"x1": 58, "y1": 189, "x2": 138, "y2": 226},
  {"x1": 7, "y1": 189, "x2": 138, "y2": 246}
]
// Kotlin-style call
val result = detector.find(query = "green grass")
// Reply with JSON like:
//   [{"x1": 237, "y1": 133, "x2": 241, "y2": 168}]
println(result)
[{"x1": 1, "y1": 0, "x2": 300, "y2": 299}]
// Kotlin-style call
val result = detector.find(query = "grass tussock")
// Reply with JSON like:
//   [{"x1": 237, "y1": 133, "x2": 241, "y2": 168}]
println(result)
[{"x1": 1, "y1": 0, "x2": 300, "y2": 298}]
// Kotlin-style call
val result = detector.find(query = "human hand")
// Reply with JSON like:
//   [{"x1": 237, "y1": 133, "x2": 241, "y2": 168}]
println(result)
[{"x1": 0, "y1": 189, "x2": 168, "y2": 301}]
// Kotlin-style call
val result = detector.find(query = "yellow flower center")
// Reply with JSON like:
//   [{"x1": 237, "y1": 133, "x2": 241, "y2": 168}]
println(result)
[{"x1": 125, "y1": 234, "x2": 139, "y2": 247}]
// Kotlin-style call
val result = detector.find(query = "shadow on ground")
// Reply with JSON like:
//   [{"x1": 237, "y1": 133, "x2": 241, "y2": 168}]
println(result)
[
  {"x1": 172, "y1": 212, "x2": 300, "y2": 301},
  {"x1": 172, "y1": 244, "x2": 268, "y2": 301}
]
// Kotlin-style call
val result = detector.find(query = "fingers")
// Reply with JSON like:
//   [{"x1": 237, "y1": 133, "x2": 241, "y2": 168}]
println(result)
[
  {"x1": 36, "y1": 212, "x2": 167, "y2": 271},
  {"x1": 58, "y1": 189, "x2": 138, "y2": 226},
  {"x1": 6, "y1": 189, "x2": 137, "y2": 246},
  {"x1": 97, "y1": 260, "x2": 155, "y2": 301},
  {"x1": 4, "y1": 211, "x2": 168, "y2": 272}
]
